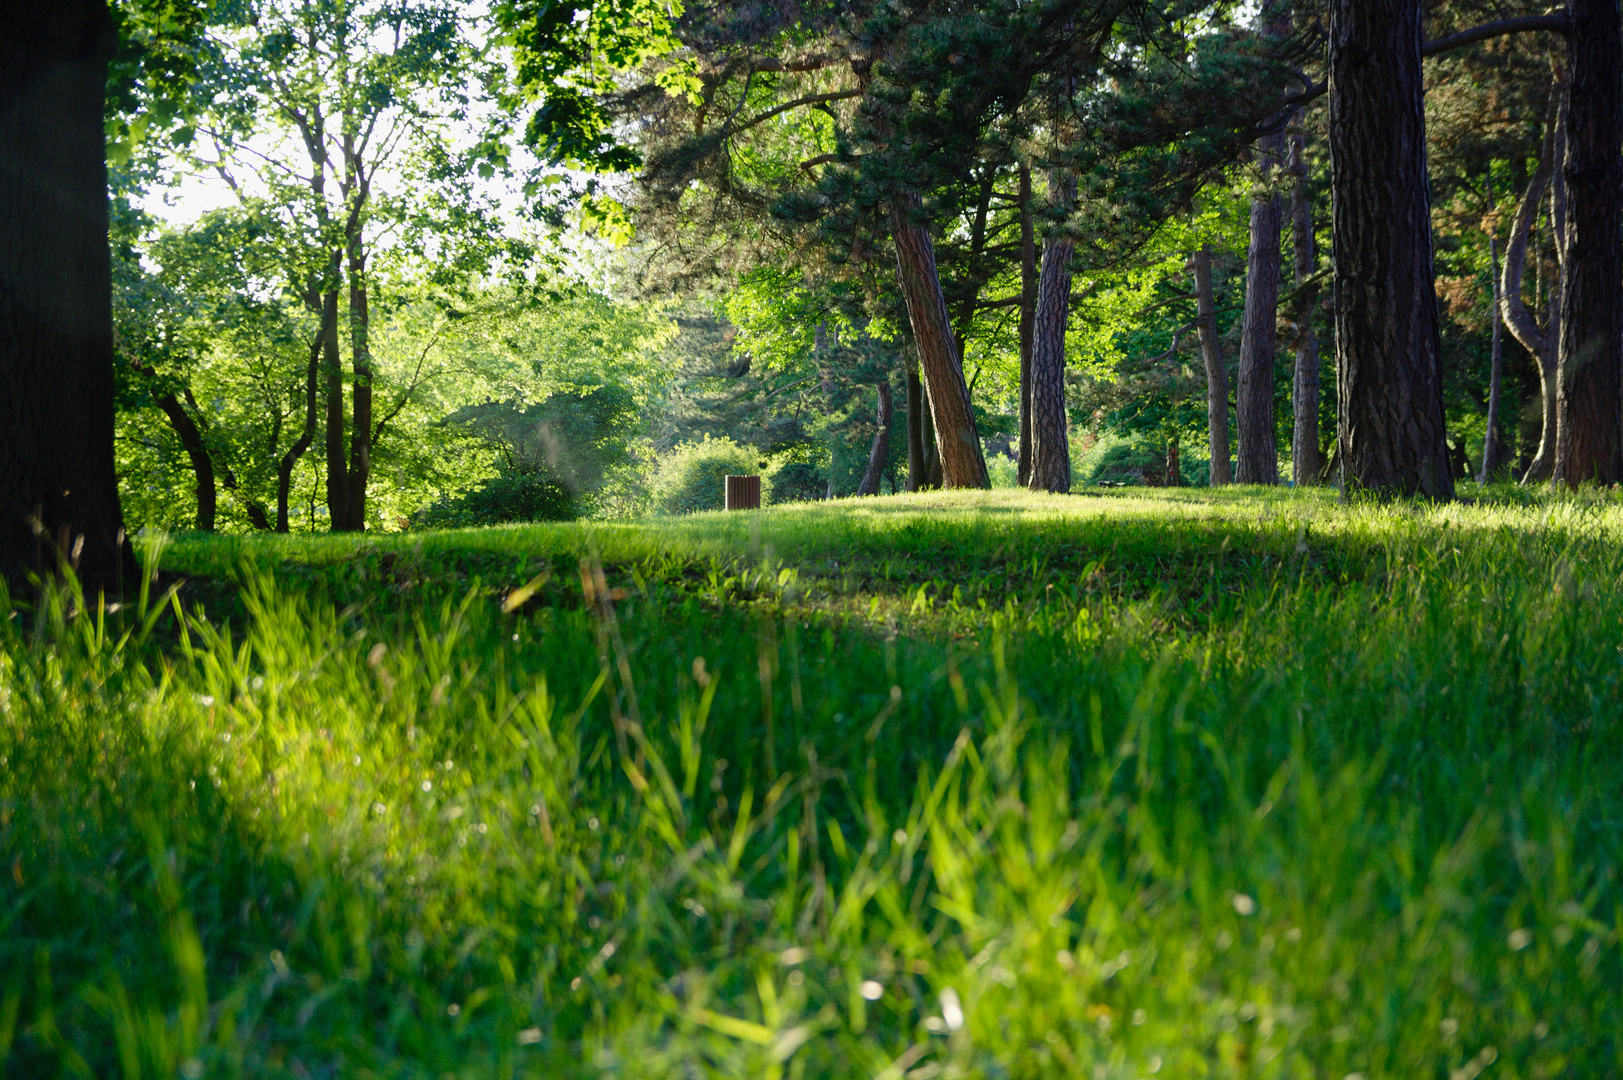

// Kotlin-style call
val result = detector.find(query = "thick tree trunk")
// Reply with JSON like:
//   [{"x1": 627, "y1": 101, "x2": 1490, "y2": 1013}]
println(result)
[
  {"x1": 343, "y1": 234, "x2": 372, "y2": 529},
  {"x1": 905, "y1": 357, "x2": 926, "y2": 491},
  {"x1": 152, "y1": 393, "x2": 217, "y2": 532},
  {"x1": 1236, "y1": 130, "x2": 1284, "y2": 484},
  {"x1": 278, "y1": 279, "x2": 336, "y2": 531},
  {"x1": 1028, "y1": 170, "x2": 1076, "y2": 493},
  {"x1": 857, "y1": 380, "x2": 894, "y2": 496},
  {"x1": 889, "y1": 193, "x2": 988, "y2": 489},
  {"x1": 1190, "y1": 246, "x2": 1232, "y2": 486},
  {"x1": 1288, "y1": 132, "x2": 1322, "y2": 486},
  {"x1": 1552, "y1": 0, "x2": 1623, "y2": 487},
  {"x1": 1328, "y1": 0, "x2": 1454, "y2": 500},
  {"x1": 1017, "y1": 164, "x2": 1037, "y2": 486},
  {"x1": 0, "y1": 2, "x2": 135, "y2": 592},
  {"x1": 1501, "y1": 88, "x2": 1561, "y2": 482}
]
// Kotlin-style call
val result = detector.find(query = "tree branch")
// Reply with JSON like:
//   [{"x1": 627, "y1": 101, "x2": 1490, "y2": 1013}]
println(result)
[{"x1": 1422, "y1": 14, "x2": 1569, "y2": 57}]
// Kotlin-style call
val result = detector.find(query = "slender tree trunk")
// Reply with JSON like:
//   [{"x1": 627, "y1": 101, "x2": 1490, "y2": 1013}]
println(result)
[
  {"x1": 1552, "y1": 0, "x2": 1623, "y2": 487},
  {"x1": 1501, "y1": 84, "x2": 1561, "y2": 482},
  {"x1": 343, "y1": 232, "x2": 372, "y2": 529},
  {"x1": 152, "y1": 393, "x2": 217, "y2": 531},
  {"x1": 0, "y1": 1, "x2": 135, "y2": 592},
  {"x1": 857, "y1": 380, "x2": 894, "y2": 496},
  {"x1": 1327, "y1": 0, "x2": 1454, "y2": 500},
  {"x1": 1288, "y1": 132, "x2": 1322, "y2": 486},
  {"x1": 1028, "y1": 169, "x2": 1076, "y2": 493},
  {"x1": 278, "y1": 277, "x2": 336, "y2": 531},
  {"x1": 323, "y1": 288, "x2": 349, "y2": 528},
  {"x1": 1237, "y1": 129, "x2": 1284, "y2": 484},
  {"x1": 905, "y1": 356, "x2": 926, "y2": 491},
  {"x1": 1166, "y1": 434, "x2": 1181, "y2": 487},
  {"x1": 1190, "y1": 246, "x2": 1232, "y2": 486},
  {"x1": 1017, "y1": 164, "x2": 1037, "y2": 486},
  {"x1": 889, "y1": 193, "x2": 988, "y2": 488},
  {"x1": 1480, "y1": 227, "x2": 1506, "y2": 484}
]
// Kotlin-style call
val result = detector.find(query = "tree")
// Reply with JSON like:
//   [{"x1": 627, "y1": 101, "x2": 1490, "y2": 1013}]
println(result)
[
  {"x1": 0, "y1": 1, "x2": 136, "y2": 591},
  {"x1": 1328, "y1": 0, "x2": 1454, "y2": 499}
]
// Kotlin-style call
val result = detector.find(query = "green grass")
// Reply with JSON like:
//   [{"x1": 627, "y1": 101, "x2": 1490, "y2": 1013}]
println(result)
[{"x1": 4, "y1": 487, "x2": 1621, "y2": 1077}]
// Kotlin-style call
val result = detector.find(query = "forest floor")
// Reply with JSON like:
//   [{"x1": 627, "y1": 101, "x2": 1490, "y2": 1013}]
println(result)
[{"x1": 5, "y1": 486, "x2": 1622, "y2": 1077}]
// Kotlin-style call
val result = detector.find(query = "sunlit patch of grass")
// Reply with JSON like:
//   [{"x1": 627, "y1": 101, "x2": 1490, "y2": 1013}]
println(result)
[{"x1": 4, "y1": 488, "x2": 1622, "y2": 1076}]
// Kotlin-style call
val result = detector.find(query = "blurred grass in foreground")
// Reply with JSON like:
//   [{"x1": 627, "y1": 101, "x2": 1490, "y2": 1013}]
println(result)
[{"x1": 3, "y1": 486, "x2": 1621, "y2": 1077}]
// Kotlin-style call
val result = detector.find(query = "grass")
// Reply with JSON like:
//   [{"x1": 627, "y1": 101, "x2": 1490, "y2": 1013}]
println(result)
[{"x1": 3, "y1": 485, "x2": 1621, "y2": 1078}]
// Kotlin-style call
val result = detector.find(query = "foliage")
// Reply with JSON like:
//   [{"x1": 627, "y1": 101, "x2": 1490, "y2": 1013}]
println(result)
[
  {"x1": 414, "y1": 465, "x2": 577, "y2": 527},
  {"x1": 651, "y1": 436, "x2": 771, "y2": 514},
  {"x1": 5, "y1": 490, "x2": 1623, "y2": 1076}
]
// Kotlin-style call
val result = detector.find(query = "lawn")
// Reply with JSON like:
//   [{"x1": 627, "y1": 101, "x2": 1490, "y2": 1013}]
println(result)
[{"x1": 3, "y1": 487, "x2": 1620, "y2": 1078}]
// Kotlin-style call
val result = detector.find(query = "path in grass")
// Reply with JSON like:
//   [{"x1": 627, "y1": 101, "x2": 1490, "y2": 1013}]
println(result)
[{"x1": 5, "y1": 488, "x2": 1621, "y2": 1077}]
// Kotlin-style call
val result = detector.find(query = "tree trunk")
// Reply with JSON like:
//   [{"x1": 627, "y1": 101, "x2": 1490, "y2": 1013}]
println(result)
[
  {"x1": 1552, "y1": 0, "x2": 1623, "y2": 487},
  {"x1": 1237, "y1": 129, "x2": 1284, "y2": 484},
  {"x1": 1028, "y1": 169, "x2": 1076, "y2": 493},
  {"x1": 1190, "y1": 246, "x2": 1232, "y2": 486},
  {"x1": 1501, "y1": 85, "x2": 1561, "y2": 482},
  {"x1": 905, "y1": 356, "x2": 926, "y2": 491},
  {"x1": 152, "y1": 393, "x2": 217, "y2": 532},
  {"x1": 1017, "y1": 164, "x2": 1037, "y2": 486},
  {"x1": 1288, "y1": 132, "x2": 1322, "y2": 486},
  {"x1": 342, "y1": 230, "x2": 373, "y2": 529},
  {"x1": 1166, "y1": 434, "x2": 1181, "y2": 487},
  {"x1": 323, "y1": 283, "x2": 349, "y2": 528},
  {"x1": 278, "y1": 276, "x2": 337, "y2": 531},
  {"x1": 889, "y1": 193, "x2": 988, "y2": 488},
  {"x1": 1480, "y1": 225, "x2": 1506, "y2": 484},
  {"x1": 857, "y1": 380, "x2": 893, "y2": 496},
  {"x1": 1327, "y1": 0, "x2": 1454, "y2": 500},
  {"x1": 0, "y1": 2, "x2": 135, "y2": 592}
]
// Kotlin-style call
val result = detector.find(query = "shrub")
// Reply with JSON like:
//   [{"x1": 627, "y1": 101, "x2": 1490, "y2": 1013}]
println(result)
[
  {"x1": 767, "y1": 457, "x2": 827, "y2": 504},
  {"x1": 652, "y1": 436, "x2": 771, "y2": 514},
  {"x1": 413, "y1": 465, "x2": 576, "y2": 528}
]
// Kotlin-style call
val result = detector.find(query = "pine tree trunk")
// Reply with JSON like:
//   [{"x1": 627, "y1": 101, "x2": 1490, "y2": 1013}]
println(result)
[
  {"x1": 1028, "y1": 170, "x2": 1076, "y2": 493},
  {"x1": 858, "y1": 380, "x2": 893, "y2": 496},
  {"x1": 1327, "y1": 0, "x2": 1454, "y2": 500},
  {"x1": 1552, "y1": 0, "x2": 1623, "y2": 487},
  {"x1": 890, "y1": 193, "x2": 988, "y2": 488},
  {"x1": 1190, "y1": 246, "x2": 1232, "y2": 486},
  {"x1": 0, "y1": 1, "x2": 135, "y2": 592},
  {"x1": 1236, "y1": 130, "x2": 1284, "y2": 484},
  {"x1": 1288, "y1": 132, "x2": 1322, "y2": 486},
  {"x1": 1017, "y1": 164, "x2": 1037, "y2": 486},
  {"x1": 278, "y1": 278, "x2": 337, "y2": 531},
  {"x1": 905, "y1": 358, "x2": 926, "y2": 491}
]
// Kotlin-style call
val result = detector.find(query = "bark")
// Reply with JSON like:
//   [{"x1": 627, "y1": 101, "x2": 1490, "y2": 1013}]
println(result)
[
  {"x1": 1479, "y1": 223, "x2": 1507, "y2": 484},
  {"x1": 1017, "y1": 164, "x2": 1037, "y2": 486},
  {"x1": 1190, "y1": 246, "x2": 1232, "y2": 486},
  {"x1": 322, "y1": 282, "x2": 349, "y2": 527},
  {"x1": 857, "y1": 380, "x2": 894, "y2": 496},
  {"x1": 889, "y1": 193, "x2": 988, "y2": 488},
  {"x1": 152, "y1": 393, "x2": 217, "y2": 532},
  {"x1": 278, "y1": 277, "x2": 337, "y2": 531},
  {"x1": 1288, "y1": 131, "x2": 1322, "y2": 486},
  {"x1": 1165, "y1": 434, "x2": 1181, "y2": 487},
  {"x1": 0, "y1": 1, "x2": 135, "y2": 592},
  {"x1": 342, "y1": 227, "x2": 373, "y2": 529},
  {"x1": 1328, "y1": 0, "x2": 1454, "y2": 500},
  {"x1": 905, "y1": 357, "x2": 927, "y2": 491},
  {"x1": 1500, "y1": 87, "x2": 1561, "y2": 482},
  {"x1": 1236, "y1": 130, "x2": 1284, "y2": 484},
  {"x1": 1552, "y1": 0, "x2": 1623, "y2": 487},
  {"x1": 1028, "y1": 169, "x2": 1077, "y2": 493}
]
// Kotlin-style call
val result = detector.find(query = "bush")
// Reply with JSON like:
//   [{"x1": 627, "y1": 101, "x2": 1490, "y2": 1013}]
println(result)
[
  {"x1": 652, "y1": 436, "x2": 771, "y2": 514},
  {"x1": 767, "y1": 457, "x2": 827, "y2": 504},
  {"x1": 1081, "y1": 439, "x2": 1209, "y2": 486},
  {"x1": 413, "y1": 465, "x2": 576, "y2": 528}
]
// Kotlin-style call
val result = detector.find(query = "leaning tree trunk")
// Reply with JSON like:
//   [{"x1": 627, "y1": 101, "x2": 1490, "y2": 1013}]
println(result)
[
  {"x1": 1552, "y1": 0, "x2": 1623, "y2": 487},
  {"x1": 890, "y1": 193, "x2": 988, "y2": 489},
  {"x1": 1327, "y1": 0, "x2": 1454, "y2": 500},
  {"x1": 1236, "y1": 130, "x2": 1284, "y2": 484},
  {"x1": 1189, "y1": 246, "x2": 1232, "y2": 486},
  {"x1": 1288, "y1": 131, "x2": 1322, "y2": 486},
  {"x1": 1028, "y1": 169, "x2": 1077, "y2": 493},
  {"x1": 152, "y1": 393, "x2": 218, "y2": 532},
  {"x1": 0, "y1": 1, "x2": 136, "y2": 593},
  {"x1": 1017, "y1": 164, "x2": 1037, "y2": 486},
  {"x1": 857, "y1": 380, "x2": 894, "y2": 496}
]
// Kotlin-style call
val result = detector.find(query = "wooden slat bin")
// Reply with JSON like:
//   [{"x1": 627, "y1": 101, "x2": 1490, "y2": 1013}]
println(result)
[{"x1": 724, "y1": 474, "x2": 761, "y2": 510}]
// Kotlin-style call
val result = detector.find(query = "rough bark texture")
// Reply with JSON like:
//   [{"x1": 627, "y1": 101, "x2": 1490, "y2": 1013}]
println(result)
[
  {"x1": 1500, "y1": 93, "x2": 1560, "y2": 482},
  {"x1": 1027, "y1": 170, "x2": 1076, "y2": 493},
  {"x1": 1328, "y1": 0, "x2": 1454, "y2": 500},
  {"x1": 857, "y1": 380, "x2": 894, "y2": 496},
  {"x1": 1288, "y1": 133, "x2": 1322, "y2": 486},
  {"x1": 1236, "y1": 131, "x2": 1284, "y2": 484},
  {"x1": 1190, "y1": 247, "x2": 1232, "y2": 486},
  {"x1": 1017, "y1": 165, "x2": 1037, "y2": 486},
  {"x1": 1552, "y1": 0, "x2": 1623, "y2": 487},
  {"x1": 0, "y1": 1, "x2": 136, "y2": 592},
  {"x1": 890, "y1": 193, "x2": 988, "y2": 489}
]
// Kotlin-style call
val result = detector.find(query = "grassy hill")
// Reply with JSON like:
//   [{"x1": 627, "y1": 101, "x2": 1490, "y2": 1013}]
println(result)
[{"x1": 4, "y1": 488, "x2": 1620, "y2": 1077}]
